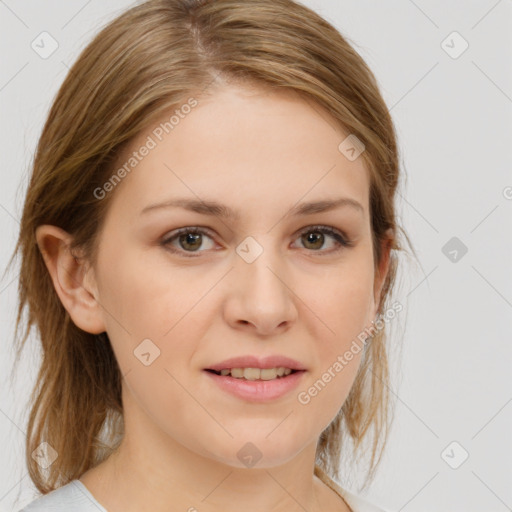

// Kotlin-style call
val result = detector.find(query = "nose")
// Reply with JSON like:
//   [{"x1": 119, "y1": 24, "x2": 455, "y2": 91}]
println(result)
[{"x1": 223, "y1": 240, "x2": 298, "y2": 337}]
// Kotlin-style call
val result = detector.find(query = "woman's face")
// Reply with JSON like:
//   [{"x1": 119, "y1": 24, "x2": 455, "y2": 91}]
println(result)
[{"x1": 85, "y1": 83, "x2": 389, "y2": 468}]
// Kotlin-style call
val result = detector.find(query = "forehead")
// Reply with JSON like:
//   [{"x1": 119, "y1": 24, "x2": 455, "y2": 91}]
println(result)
[{"x1": 104, "y1": 84, "x2": 370, "y2": 223}]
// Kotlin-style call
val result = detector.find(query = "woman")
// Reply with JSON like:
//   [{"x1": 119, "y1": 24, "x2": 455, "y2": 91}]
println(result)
[{"x1": 11, "y1": 0, "x2": 414, "y2": 510}]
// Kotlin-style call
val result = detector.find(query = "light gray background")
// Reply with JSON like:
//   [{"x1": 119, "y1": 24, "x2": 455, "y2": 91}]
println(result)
[{"x1": 1, "y1": 1, "x2": 511, "y2": 511}]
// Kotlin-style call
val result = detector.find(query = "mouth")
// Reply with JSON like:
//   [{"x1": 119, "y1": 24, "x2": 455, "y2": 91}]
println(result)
[
  {"x1": 203, "y1": 366, "x2": 306, "y2": 402},
  {"x1": 204, "y1": 367, "x2": 302, "y2": 380},
  {"x1": 203, "y1": 355, "x2": 307, "y2": 401}
]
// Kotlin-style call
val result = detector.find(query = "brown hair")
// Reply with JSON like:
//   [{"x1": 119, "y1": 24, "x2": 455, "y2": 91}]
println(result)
[{"x1": 8, "y1": 0, "x2": 416, "y2": 496}]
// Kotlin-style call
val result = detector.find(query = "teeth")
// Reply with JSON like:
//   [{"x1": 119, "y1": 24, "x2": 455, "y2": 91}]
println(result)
[
  {"x1": 216, "y1": 367, "x2": 295, "y2": 380},
  {"x1": 260, "y1": 368, "x2": 278, "y2": 380},
  {"x1": 244, "y1": 368, "x2": 260, "y2": 380}
]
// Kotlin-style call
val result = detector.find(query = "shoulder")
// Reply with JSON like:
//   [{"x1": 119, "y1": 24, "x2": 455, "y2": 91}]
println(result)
[
  {"x1": 314, "y1": 464, "x2": 392, "y2": 512},
  {"x1": 19, "y1": 480, "x2": 107, "y2": 512},
  {"x1": 339, "y1": 486, "x2": 391, "y2": 512}
]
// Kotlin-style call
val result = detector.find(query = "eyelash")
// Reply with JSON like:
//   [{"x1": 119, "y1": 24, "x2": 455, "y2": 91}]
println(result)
[{"x1": 160, "y1": 225, "x2": 354, "y2": 258}]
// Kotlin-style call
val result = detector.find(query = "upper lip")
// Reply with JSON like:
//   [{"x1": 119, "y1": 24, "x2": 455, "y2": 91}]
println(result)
[{"x1": 206, "y1": 355, "x2": 307, "y2": 372}]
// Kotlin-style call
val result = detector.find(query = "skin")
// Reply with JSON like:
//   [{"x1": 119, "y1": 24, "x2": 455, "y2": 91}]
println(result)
[{"x1": 36, "y1": 82, "x2": 392, "y2": 512}]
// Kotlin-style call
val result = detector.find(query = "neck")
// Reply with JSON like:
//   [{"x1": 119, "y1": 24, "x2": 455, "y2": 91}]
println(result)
[
  {"x1": 79, "y1": 388, "x2": 343, "y2": 512},
  {"x1": 100, "y1": 433, "x2": 322, "y2": 512}
]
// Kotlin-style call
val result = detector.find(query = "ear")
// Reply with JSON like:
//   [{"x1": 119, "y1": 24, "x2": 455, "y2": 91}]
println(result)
[
  {"x1": 35, "y1": 224, "x2": 106, "y2": 335},
  {"x1": 372, "y1": 228, "x2": 394, "y2": 317}
]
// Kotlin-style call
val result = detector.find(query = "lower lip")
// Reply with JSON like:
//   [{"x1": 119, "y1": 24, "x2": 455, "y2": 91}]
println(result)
[{"x1": 203, "y1": 370, "x2": 306, "y2": 402}]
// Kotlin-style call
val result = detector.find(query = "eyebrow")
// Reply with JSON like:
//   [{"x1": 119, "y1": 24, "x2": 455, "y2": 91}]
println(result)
[{"x1": 140, "y1": 196, "x2": 364, "y2": 220}]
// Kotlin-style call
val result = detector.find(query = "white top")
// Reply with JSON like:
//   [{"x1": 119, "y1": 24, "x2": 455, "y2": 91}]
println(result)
[
  {"x1": 20, "y1": 480, "x2": 107, "y2": 512},
  {"x1": 20, "y1": 467, "x2": 391, "y2": 512}
]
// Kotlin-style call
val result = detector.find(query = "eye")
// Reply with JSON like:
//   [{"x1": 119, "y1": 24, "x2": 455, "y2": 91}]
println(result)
[
  {"x1": 160, "y1": 224, "x2": 353, "y2": 258},
  {"x1": 160, "y1": 227, "x2": 216, "y2": 256},
  {"x1": 291, "y1": 225, "x2": 353, "y2": 255}
]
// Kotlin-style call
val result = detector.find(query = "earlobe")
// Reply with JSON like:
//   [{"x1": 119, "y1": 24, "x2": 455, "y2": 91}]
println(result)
[
  {"x1": 373, "y1": 228, "x2": 394, "y2": 314},
  {"x1": 35, "y1": 224, "x2": 106, "y2": 334}
]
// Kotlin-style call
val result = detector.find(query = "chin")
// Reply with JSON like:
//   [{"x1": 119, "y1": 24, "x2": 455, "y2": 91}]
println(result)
[{"x1": 199, "y1": 431, "x2": 310, "y2": 470}]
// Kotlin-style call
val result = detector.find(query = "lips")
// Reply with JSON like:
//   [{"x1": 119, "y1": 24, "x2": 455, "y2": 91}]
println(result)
[
  {"x1": 203, "y1": 355, "x2": 307, "y2": 402},
  {"x1": 211, "y1": 367, "x2": 294, "y2": 380},
  {"x1": 204, "y1": 367, "x2": 305, "y2": 402},
  {"x1": 205, "y1": 355, "x2": 307, "y2": 372}
]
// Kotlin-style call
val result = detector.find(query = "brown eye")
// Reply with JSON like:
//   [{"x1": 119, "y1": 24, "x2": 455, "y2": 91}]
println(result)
[
  {"x1": 161, "y1": 227, "x2": 216, "y2": 256},
  {"x1": 301, "y1": 231, "x2": 325, "y2": 250},
  {"x1": 293, "y1": 225, "x2": 352, "y2": 254},
  {"x1": 161, "y1": 225, "x2": 353, "y2": 258},
  {"x1": 178, "y1": 232, "x2": 203, "y2": 251}
]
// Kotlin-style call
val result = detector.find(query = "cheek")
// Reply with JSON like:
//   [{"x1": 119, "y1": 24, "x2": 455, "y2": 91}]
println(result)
[
  {"x1": 297, "y1": 262, "x2": 372, "y2": 416},
  {"x1": 310, "y1": 260, "x2": 375, "y2": 341},
  {"x1": 120, "y1": 356, "x2": 229, "y2": 463},
  {"x1": 98, "y1": 244, "x2": 214, "y2": 338}
]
